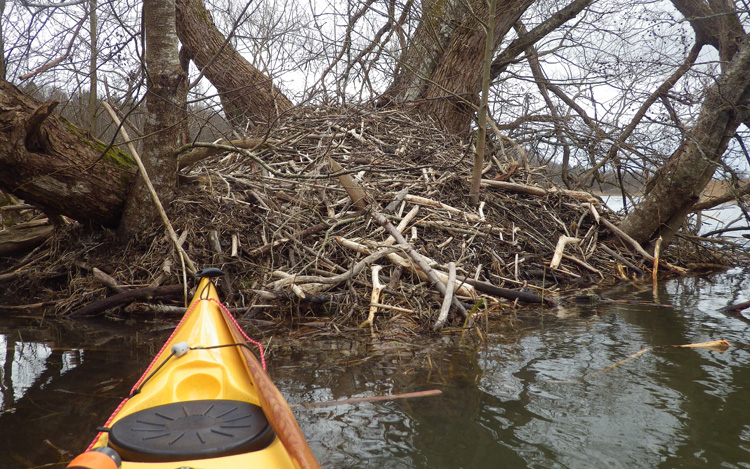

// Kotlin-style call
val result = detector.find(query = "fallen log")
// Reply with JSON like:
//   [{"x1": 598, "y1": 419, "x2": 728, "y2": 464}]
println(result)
[
  {"x1": 459, "y1": 277, "x2": 557, "y2": 306},
  {"x1": 0, "y1": 81, "x2": 135, "y2": 226},
  {"x1": 69, "y1": 284, "x2": 184, "y2": 317}
]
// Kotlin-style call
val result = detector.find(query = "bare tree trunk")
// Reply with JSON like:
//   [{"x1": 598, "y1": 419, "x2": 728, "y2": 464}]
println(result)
[
  {"x1": 419, "y1": 0, "x2": 533, "y2": 133},
  {"x1": 175, "y1": 0, "x2": 293, "y2": 129},
  {"x1": 381, "y1": 0, "x2": 467, "y2": 105},
  {"x1": 618, "y1": 33, "x2": 750, "y2": 248},
  {"x1": 119, "y1": 0, "x2": 187, "y2": 239},
  {"x1": 381, "y1": 0, "x2": 590, "y2": 134},
  {"x1": 0, "y1": 81, "x2": 134, "y2": 226}
]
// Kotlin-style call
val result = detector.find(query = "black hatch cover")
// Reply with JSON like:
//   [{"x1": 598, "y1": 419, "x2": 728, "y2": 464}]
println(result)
[{"x1": 108, "y1": 399, "x2": 275, "y2": 462}]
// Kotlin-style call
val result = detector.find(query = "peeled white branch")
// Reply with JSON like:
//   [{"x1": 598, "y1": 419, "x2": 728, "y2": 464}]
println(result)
[
  {"x1": 360, "y1": 265, "x2": 385, "y2": 330},
  {"x1": 550, "y1": 236, "x2": 581, "y2": 269}
]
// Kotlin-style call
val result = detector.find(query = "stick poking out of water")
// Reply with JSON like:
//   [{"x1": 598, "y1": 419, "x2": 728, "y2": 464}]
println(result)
[
  {"x1": 293, "y1": 389, "x2": 443, "y2": 408},
  {"x1": 586, "y1": 340, "x2": 731, "y2": 380}
]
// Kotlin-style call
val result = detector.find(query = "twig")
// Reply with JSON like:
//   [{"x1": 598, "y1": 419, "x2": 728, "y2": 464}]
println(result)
[
  {"x1": 433, "y1": 262, "x2": 456, "y2": 331},
  {"x1": 586, "y1": 340, "x2": 731, "y2": 380},
  {"x1": 360, "y1": 265, "x2": 385, "y2": 330},
  {"x1": 550, "y1": 235, "x2": 581, "y2": 269},
  {"x1": 599, "y1": 217, "x2": 685, "y2": 275},
  {"x1": 293, "y1": 389, "x2": 442, "y2": 408}
]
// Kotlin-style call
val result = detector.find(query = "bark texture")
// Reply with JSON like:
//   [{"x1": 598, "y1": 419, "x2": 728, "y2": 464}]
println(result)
[
  {"x1": 0, "y1": 80, "x2": 134, "y2": 227},
  {"x1": 381, "y1": 0, "x2": 591, "y2": 134},
  {"x1": 119, "y1": 0, "x2": 187, "y2": 239},
  {"x1": 669, "y1": 0, "x2": 745, "y2": 67},
  {"x1": 176, "y1": 0, "x2": 293, "y2": 129},
  {"x1": 618, "y1": 33, "x2": 750, "y2": 247}
]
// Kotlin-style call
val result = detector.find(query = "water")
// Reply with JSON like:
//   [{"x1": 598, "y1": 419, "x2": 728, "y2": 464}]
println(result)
[{"x1": 2, "y1": 271, "x2": 750, "y2": 468}]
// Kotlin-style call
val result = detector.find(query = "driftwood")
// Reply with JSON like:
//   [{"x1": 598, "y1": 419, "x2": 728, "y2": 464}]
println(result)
[
  {"x1": 0, "y1": 219, "x2": 53, "y2": 256},
  {"x1": 481, "y1": 179, "x2": 600, "y2": 204},
  {"x1": 719, "y1": 300, "x2": 750, "y2": 313},
  {"x1": 69, "y1": 284, "x2": 184, "y2": 317},
  {"x1": 293, "y1": 389, "x2": 442, "y2": 408},
  {"x1": 177, "y1": 138, "x2": 278, "y2": 169},
  {"x1": 586, "y1": 340, "x2": 731, "y2": 380}
]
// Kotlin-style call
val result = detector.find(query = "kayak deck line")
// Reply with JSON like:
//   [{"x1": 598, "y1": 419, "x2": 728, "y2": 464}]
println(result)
[
  {"x1": 69, "y1": 269, "x2": 319, "y2": 469},
  {"x1": 86, "y1": 281, "x2": 268, "y2": 452}
]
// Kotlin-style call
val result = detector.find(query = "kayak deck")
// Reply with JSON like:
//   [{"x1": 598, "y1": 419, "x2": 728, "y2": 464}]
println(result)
[{"x1": 81, "y1": 276, "x2": 301, "y2": 468}]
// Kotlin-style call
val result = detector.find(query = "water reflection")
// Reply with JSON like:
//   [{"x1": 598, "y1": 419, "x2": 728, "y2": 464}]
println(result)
[{"x1": 2, "y1": 271, "x2": 750, "y2": 468}]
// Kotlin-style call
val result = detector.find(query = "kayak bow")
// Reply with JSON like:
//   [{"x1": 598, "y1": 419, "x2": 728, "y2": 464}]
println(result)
[{"x1": 68, "y1": 268, "x2": 318, "y2": 469}]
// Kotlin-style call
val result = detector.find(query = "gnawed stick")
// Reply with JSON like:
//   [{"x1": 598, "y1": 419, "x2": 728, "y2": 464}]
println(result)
[
  {"x1": 372, "y1": 212, "x2": 469, "y2": 319},
  {"x1": 360, "y1": 265, "x2": 385, "y2": 330},
  {"x1": 370, "y1": 302, "x2": 415, "y2": 314},
  {"x1": 293, "y1": 389, "x2": 443, "y2": 408},
  {"x1": 402, "y1": 194, "x2": 482, "y2": 223},
  {"x1": 92, "y1": 267, "x2": 127, "y2": 293},
  {"x1": 269, "y1": 247, "x2": 396, "y2": 291},
  {"x1": 327, "y1": 157, "x2": 370, "y2": 209},
  {"x1": 481, "y1": 179, "x2": 600, "y2": 204},
  {"x1": 335, "y1": 236, "x2": 476, "y2": 298},
  {"x1": 586, "y1": 340, "x2": 732, "y2": 380},
  {"x1": 383, "y1": 205, "x2": 420, "y2": 246},
  {"x1": 176, "y1": 137, "x2": 277, "y2": 169},
  {"x1": 652, "y1": 235, "x2": 663, "y2": 283},
  {"x1": 328, "y1": 158, "x2": 468, "y2": 320},
  {"x1": 550, "y1": 236, "x2": 581, "y2": 269},
  {"x1": 599, "y1": 218, "x2": 685, "y2": 275},
  {"x1": 433, "y1": 262, "x2": 456, "y2": 331}
]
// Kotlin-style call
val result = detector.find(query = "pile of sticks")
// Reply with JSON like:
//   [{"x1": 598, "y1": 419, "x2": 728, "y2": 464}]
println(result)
[
  {"x1": 3, "y1": 105, "x2": 741, "y2": 331},
  {"x1": 163, "y1": 105, "x2": 726, "y2": 333}
]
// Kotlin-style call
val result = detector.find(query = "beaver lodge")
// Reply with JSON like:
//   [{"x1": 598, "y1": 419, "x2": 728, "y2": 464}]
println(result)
[{"x1": 1, "y1": 106, "x2": 748, "y2": 336}]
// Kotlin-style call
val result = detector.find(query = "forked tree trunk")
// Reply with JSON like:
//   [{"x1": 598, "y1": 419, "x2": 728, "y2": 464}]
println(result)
[
  {"x1": 175, "y1": 0, "x2": 293, "y2": 129},
  {"x1": 0, "y1": 80, "x2": 134, "y2": 227},
  {"x1": 382, "y1": 0, "x2": 587, "y2": 134},
  {"x1": 118, "y1": 0, "x2": 187, "y2": 239},
  {"x1": 418, "y1": 0, "x2": 533, "y2": 133}
]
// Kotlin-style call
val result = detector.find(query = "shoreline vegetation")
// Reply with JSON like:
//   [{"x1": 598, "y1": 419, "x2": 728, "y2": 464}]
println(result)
[{"x1": 1, "y1": 106, "x2": 748, "y2": 335}]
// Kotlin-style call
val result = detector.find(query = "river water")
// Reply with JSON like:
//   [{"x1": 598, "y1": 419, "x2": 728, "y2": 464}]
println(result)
[{"x1": 2, "y1": 267, "x2": 749, "y2": 468}]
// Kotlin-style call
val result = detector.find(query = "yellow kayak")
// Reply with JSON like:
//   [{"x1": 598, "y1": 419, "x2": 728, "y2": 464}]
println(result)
[{"x1": 68, "y1": 268, "x2": 318, "y2": 469}]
